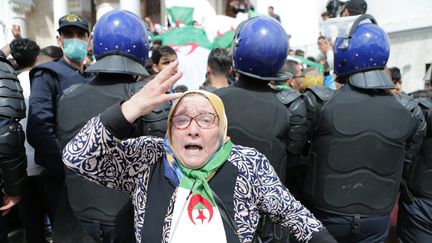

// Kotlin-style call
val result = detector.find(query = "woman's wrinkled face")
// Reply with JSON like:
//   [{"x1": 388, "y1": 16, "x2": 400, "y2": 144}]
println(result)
[{"x1": 171, "y1": 95, "x2": 220, "y2": 169}]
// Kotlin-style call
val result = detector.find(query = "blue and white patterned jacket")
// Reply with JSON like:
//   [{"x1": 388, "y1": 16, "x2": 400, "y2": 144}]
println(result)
[{"x1": 63, "y1": 107, "x2": 328, "y2": 243}]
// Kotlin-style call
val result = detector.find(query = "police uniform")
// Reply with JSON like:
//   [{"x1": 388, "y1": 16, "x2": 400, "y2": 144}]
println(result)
[
  {"x1": 55, "y1": 10, "x2": 170, "y2": 243},
  {"x1": 0, "y1": 54, "x2": 27, "y2": 241},
  {"x1": 398, "y1": 97, "x2": 432, "y2": 242},
  {"x1": 302, "y1": 14, "x2": 426, "y2": 242},
  {"x1": 215, "y1": 16, "x2": 309, "y2": 242},
  {"x1": 26, "y1": 57, "x2": 93, "y2": 224}
]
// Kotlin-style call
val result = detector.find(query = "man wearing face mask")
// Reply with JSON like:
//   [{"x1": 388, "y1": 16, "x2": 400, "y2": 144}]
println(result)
[{"x1": 27, "y1": 13, "x2": 94, "y2": 229}]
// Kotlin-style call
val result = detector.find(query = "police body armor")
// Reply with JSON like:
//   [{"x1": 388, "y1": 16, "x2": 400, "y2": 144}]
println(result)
[
  {"x1": 57, "y1": 76, "x2": 170, "y2": 225},
  {"x1": 215, "y1": 81, "x2": 307, "y2": 185},
  {"x1": 0, "y1": 58, "x2": 26, "y2": 196},
  {"x1": 303, "y1": 84, "x2": 419, "y2": 216},
  {"x1": 406, "y1": 98, "x2": 432, "y2": 199},
  {"x1": 30, "y1": 59, "x2": 93, "y2": 101}
]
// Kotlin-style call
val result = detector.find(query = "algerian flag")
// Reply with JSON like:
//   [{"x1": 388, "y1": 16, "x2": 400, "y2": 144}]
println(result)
[
  {"x1": 169, "y1": 188, "x2": 226, "y2": 242},
  {"x1": 201, "y1": 15, "x2": 241, "y2": 49},
  {"x1": 212, "y1": 31, "x2": 235, "y2": 49},
  {"x1": 165, "y1": 0, "x2": 216, "y2": 27},
  {"x1": 154, "y1": 26, "x2": 212, "y2": 90},
  {"x1": 167, "y1": 6, "x2": 194, "y2": 26}
]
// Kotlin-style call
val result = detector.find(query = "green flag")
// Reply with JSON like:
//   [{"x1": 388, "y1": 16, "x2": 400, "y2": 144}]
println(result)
[
  {"x1": 154, "y1": 26, "x2": 213, "y2": 50},
  {"x1": 212, "y1": 30, "x2": 235, "y2": 49},
  {"x1": 167, "y1": 6, "x2": 194, "y2": 26},
  {"x1": 295, "y1": 56, "x2": 325, "y2": 73}
]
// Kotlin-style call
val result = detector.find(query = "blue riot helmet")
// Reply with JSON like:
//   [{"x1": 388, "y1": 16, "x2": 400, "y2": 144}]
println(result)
[
  {"x1": 333, "y1": 14, "x2": 394, "y2": 89},
  {"x1": 232, "y1": 16, "x2": 290, "y2": 81},
  {"x1": 86, "y1": 10, "x2": 150, "y2": 76}
]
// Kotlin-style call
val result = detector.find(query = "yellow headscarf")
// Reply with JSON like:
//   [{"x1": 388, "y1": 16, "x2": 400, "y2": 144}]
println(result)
[
  {"x1": 166, "y1": 90, "x2": 229, "y2": 147},
  {"x1": 163, "y1": 91, "x2": 232, "y2": 203}
]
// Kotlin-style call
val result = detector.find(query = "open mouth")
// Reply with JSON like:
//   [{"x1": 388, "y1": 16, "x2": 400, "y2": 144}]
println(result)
[{"x1": 185, "y1": 144, "x2": 203, "y2": 151}]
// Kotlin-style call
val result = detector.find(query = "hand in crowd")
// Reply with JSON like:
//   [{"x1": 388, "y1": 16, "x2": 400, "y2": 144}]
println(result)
[
  {"x1": 11, "y1": 24, "x2": 21, "y2": 39},
  {"x1": 318, "y1": 38, "x2": 332, "y2": 54},
  {"x1": 121, "y1": 60, "x2": 183, "y2": 123},
  {"x1": 0, "y1": 195, "x2": 21, "y2": 216}
]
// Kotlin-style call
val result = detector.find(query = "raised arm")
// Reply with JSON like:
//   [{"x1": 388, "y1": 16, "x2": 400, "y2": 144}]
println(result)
[{"x1": 63, "y1": 61, "x2": 183, "y2": 192}]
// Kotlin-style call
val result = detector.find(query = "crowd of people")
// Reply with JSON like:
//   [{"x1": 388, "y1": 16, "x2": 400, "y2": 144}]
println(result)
[{"x1": 0, "y1": 0, "x2": 431, "y2": 243}]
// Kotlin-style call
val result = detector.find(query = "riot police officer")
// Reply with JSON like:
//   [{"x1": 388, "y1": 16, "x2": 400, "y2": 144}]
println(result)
[
  {"x1": 55, "y1": 10, "x2": 170, "y2": 243},
  {"x1": 0, "y1": 52, "x2": 26, "y2": 242},
  {"x1": 397, "y1": 72, "x2": 432, "y2": 242},
  {"x1": 302, "y1": 14, "x2": 426, "y2": 242},
  {"x1": 26, "y1": 13, "x2": 93, "y2": 227},
  {"x1": 214, "y1": 16, "x2": 310, "y2": 242}
]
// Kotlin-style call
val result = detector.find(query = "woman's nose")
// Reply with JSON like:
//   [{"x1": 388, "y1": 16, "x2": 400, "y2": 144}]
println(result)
[{"x1": 187, "y1": 119, "x2": 200, "y2": 136}]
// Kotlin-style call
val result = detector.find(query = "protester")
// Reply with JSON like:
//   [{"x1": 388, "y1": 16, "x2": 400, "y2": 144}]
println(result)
[
  {"x1": 302, "y1": 14, "x2": 426, "y2": 242},
  {"x1": 341, "y1": 0, "x2": 368, "y2": 17},
  {"x1": 0, "y1": 25, "x2": 22, "y2": 61},
  {"x1": 317, "y1": 36, "x2": 334, "y2": 73},
  {"x1": 268, "y1": 6, "x2": 281, "y2": 22},
  {"x1": 321, "y1": 12, "x2": 330, "y2": 21},
  {"x1": 150, "y1": 45, "x2": 178, "y2": 76},
  {"x1": 38, "y1": 45, "x2": 63, "y2": 64},
  {"x1": 148, "y1": 45, "x2": 183, "y2": 91},
  {"x1": 268, "y1": 59, "x2": 304, "y2": 92},
  {"x1": 200, "y1": 48, "x2": 233, "y2": 91},
  {"x1": 63, "y1": 60, "x2": 336, "y2": 243},
  {"x1": 27, "y1": 13, "x2": 93, "y2": 231},
  {"x1": 388, "y1": 67, "x2": 403, "y2": 94},
  {"x1": 301, "y1": 68, "x2": 324, "y2": 92}
]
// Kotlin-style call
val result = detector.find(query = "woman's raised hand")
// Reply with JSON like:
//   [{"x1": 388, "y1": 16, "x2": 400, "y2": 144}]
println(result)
[{"x1": 121, "y1": 60, "x2": 183, "y2": 123}]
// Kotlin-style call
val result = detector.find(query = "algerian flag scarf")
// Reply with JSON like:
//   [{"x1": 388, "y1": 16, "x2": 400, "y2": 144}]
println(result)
[
  {"x1": 164, "y1": 90, "x2": 232, "y2": 206},
  {"x1": 164, "y1": 90, "x2": 231, "y2": 242},
  {"x1": 176, "y1": 139, "x2": 232, "y2": 207}
]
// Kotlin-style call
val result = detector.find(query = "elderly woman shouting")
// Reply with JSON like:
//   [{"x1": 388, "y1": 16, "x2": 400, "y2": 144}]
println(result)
[{"x1": 63, "y1": 61, "x2": 335, "y2": 243}]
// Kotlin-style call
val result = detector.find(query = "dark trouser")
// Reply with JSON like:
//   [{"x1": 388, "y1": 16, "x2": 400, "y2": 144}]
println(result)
[
  {"x1": 0, "y1": 213, "x2": 8, "y2": 243},
  {"x1": 397, "y1": 195, "x2": 432, "y2": 243},
  {"x1": 17, "y1": 175, "x2": 50, "y2": 243},
  {"x1": 81, "y1": 221, "x2": 135, "y2": 243},
  {"x1": 313, "y1": 209, "x2": 390, "y2": 243},
  {"x1": 40, "y1": 171, "x2": 63, "y2": 225}
]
